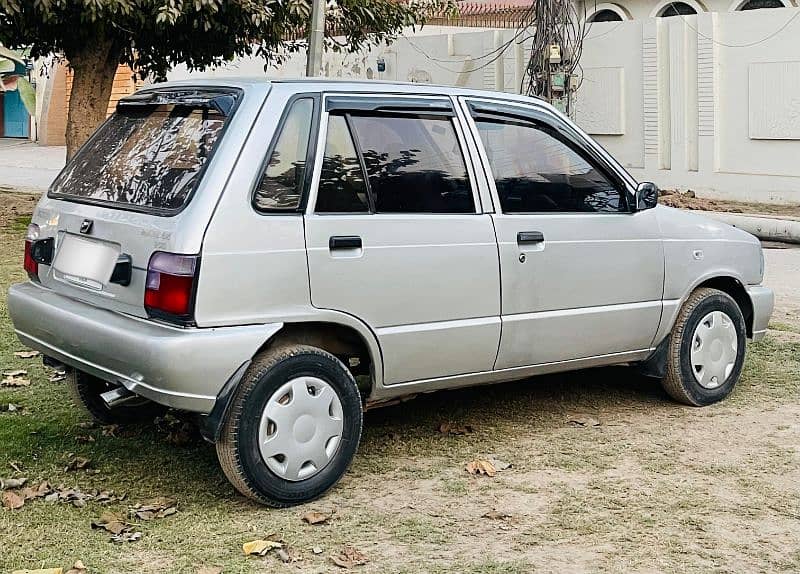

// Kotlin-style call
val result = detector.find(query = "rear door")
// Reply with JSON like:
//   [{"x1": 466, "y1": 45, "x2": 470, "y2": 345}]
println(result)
[
  {"x1": 34, "y1": 88, "x2": 245, "y2": 317},
  {"x1": 304, "y1": 94, "x2": 501, "y2": 385},
  {"x1": 462, "y1": 98, "x2": 664, "y2": 369}
]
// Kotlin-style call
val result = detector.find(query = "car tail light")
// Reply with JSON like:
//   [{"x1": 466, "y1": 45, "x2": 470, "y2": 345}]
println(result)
[
  {"x1": 24, "y1": 224, "x2": 40, "y2": 279},
  {"x1": 144, "y1": 252, "x2": 199, "y2": 323}
]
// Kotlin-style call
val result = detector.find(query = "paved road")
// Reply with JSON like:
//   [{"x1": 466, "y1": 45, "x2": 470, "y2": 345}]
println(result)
[
  {"x1": 764, "y1": 243, "x2": 800, "y2": 323},
  {"x1": 0, "y1": 139, "x2": 65, "y2": 193}
]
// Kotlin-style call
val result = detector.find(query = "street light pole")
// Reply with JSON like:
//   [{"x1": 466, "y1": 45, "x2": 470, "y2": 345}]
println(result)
[{"x1": 306, "y1": 0, "x2": 325, "y2": 77}]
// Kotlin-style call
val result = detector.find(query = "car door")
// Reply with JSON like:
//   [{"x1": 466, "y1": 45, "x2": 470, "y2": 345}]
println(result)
[
  {"x1": 461, "y1": 97, "x2": 665, "y2": 369},
  {"x1": 304, "y1": 94, "x2": 501, "y2": 385}
]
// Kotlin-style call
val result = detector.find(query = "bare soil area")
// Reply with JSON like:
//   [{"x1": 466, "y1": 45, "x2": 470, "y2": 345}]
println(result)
[
  {"x1": 660, "y1": 190, "x2": 800, "y2": 218},
  {"x1": 1, "y1": 192, "x2": 798, "y2": 573}
]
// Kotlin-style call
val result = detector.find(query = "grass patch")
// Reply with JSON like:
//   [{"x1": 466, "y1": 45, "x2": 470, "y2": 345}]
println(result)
[{"x1": 1, "y1": 194, "x2": 799, "y2": 573}]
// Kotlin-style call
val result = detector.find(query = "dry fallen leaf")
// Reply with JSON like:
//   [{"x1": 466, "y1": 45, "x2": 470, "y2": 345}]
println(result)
[
  {"x1": 9, "y1": 461, "x2": 23, "y2": 473},
  {"x1": 465, "y1": 459, "x2": 497, "y2": 477},
  {"x1": 567, "y1": 413, "x2": 601, "y2": 427},
  {"x1": 1, "y1": 375, "x2": 31, "y2": 387},
  {"x1": 3, "y1": 369, "x2": 27, "y2": 377},
  {"x1": 276, "y1": 548, "x2": 292, "y2": 563},
  {"x1": 488, "y1": 457, "x2": 512, "y2": 471},
  {"x1": 438, "y1": 422, "x2": 474, "y2": 435},
  {"x1": 312, "y1": 546, "x2": 324, "y2": 555},
  {"x1": 3, "y1": 490, "x2": 25, "y2": 510},
  {"x1": 1, "y1": 477, "x2": 28, "y2": 490},
  {"x1": 111, "y1": 531, "x2": 142, "y2": 543},
  {"x1": 482, "y1": 510, "x2": 512, "y2": 520},
  {"x1": 49, "y1": 372, "x2": 67, "y2": 383},
  {"x1": 302, "y1": 510, "x2": 330, "y2": 525},
  {"x1": 14, "y1": 350, "x2": 40, "y2": 359},
  {"x1": 65, "y1": 560, "x2": 87, "y2": 574},
  {"x1": 91, "y1": 511, "x2": 129, "y2": 535},
  {"x1": 195, "y1": 567, "x2": 223, "y2": 574},
  {"x1": 64, "y1": 456, "x2": 91, "y2": 472},
  {"x1": 11, "y1": 569, "x2": 62, "y2": 574},
  {"x1": 132, "y1": 497, "x2": 178, "y2": 520},
  {"x1": 242, "y1": 539, "x2": 282, "y2": 556},
  {"x1": 331, "y1": 545, "x2": 368, "y2": 569}
]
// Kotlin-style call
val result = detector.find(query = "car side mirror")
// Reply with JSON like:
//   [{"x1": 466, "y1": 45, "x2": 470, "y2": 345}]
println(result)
[{"x1": 635, "y1": 182, "x2": 659, "y2": 211}]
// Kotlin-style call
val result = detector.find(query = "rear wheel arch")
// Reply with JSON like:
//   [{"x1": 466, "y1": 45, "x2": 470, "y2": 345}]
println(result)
[{"x1": 257, "y1": 321, "x2": 379, "y2": 395}]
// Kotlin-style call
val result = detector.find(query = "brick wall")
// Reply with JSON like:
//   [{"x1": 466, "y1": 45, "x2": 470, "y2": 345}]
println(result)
[{"x1": 65, "y1": 64, "x2": 141, "y2": 117}]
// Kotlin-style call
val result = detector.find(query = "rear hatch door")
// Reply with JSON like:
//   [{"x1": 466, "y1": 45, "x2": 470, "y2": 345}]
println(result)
[{"x1": 36, "y1": 88, "x2": 242, "y2": 317}]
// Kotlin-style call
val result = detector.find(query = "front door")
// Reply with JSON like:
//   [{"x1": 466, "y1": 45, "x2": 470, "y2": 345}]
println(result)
[
  {"x1": 463, "y1": 98, "x2": 664, "y2": 369},
  {"x1": 304, "y1": 95, "x2": 501, "y2": 385},
  {"x1": 2, "y1": 89, "x2": 29, "y2": 138}
]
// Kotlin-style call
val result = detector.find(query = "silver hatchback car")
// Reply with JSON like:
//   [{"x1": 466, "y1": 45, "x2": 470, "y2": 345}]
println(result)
[{"x1": 9, "y1": 79, "x2": 774, "y2": 506}]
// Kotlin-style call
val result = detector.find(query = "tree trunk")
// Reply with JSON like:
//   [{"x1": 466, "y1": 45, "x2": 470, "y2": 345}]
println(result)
[{"x1": 65, "y1": 39, "x2": 121, "y2": 160}]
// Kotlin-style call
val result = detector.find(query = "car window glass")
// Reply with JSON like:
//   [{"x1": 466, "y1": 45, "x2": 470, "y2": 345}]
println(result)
[
  {"x1": 315, "y1": 114, "x2": 370, "y2": 213},
  {"x1": 253, "y1": 98, "x2": 314, "y2": 211},
  {"x1": 348, "y1": 114, "x2": 474, "y2": 214},
  {"x1": 475, "y1": 117, "x2": 625, "y2": 213}
]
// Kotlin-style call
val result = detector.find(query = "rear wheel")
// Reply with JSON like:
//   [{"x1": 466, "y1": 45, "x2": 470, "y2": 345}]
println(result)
[
  {"x1": 67, "y1": 369, "x2": 165, "y2": 425},
  {"x1": 661, "y1": 288, "x2": 747, "y2": 406},
  {"x1": 216, "y1": 344, "x2": 362, "y2": 507}
]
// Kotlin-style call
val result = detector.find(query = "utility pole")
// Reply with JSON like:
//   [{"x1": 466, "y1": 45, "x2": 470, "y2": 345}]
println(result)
[{"x1": 306, "y1": 0, "x2": 325, "y2": 77}]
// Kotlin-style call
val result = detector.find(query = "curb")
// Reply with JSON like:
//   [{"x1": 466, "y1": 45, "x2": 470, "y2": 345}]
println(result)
[{"x1": 695, "y1": 210, "x2": 800, "y2": 245}]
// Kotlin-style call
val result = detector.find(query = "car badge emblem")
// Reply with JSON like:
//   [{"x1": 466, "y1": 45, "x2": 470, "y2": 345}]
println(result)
[{"x1": 80, "y1": 219, "x2": 94, "y2": 235}]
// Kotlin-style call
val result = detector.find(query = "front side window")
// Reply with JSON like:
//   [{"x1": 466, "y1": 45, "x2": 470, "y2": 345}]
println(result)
[
  {"x1": 253, "y1": 97, "x2": 314, "y2": 211},
  {"x1": 475, "y1": 117, "x2": 625, "y2": 214},
  {"x1": 347, "y1": 114, "x2": 474, "y2": 214},
  {"x1": 50, "y1": 92, "x2": 237, "y2": 212}
]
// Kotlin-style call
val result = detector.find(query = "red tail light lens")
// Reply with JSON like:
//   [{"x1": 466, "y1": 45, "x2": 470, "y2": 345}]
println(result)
[
  {"x1": 144, "y1": 252, "x2": 199, "y2": 322},
  {"x1": 24, "y1": 224, "x2": 40, "y2": 279}
]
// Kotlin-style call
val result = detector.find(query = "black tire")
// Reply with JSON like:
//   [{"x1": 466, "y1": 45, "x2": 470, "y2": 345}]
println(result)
[
  {"x1": 67, "y1": 369, "x2": 165, "y2": 425},
  {"x1": 661, "y1": 287, "x2": 747, "y2": 406},
  {"x1": 216, "y1": 344, "x2": 363, "y2": 507}
]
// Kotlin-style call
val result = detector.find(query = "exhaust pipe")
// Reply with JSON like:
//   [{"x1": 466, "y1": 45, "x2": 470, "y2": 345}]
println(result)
[{"x1": 100, "y1": 386, "x2": 138, "y2": 408}]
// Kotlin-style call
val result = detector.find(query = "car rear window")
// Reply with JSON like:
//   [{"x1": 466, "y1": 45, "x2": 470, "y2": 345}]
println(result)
[{"x1": 49, "y1": 89, "x2": 239, "y2": 213}]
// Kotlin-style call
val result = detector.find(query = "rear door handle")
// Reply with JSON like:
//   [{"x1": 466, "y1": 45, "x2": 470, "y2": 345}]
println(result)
[
  {"x1": 517, "y1": 231, "x2": 545, "y2": 244},
  {"x1": 329, "y1": 236, "x2": 362, "y2": 250}
]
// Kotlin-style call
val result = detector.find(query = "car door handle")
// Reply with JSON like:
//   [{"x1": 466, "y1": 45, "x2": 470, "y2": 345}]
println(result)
[
  {"x1": 517, "y1": 231, "x2": 545, "y2": 244},
  {"x1": 329, "y1": 236, "x2": 362, "y2": 250}
]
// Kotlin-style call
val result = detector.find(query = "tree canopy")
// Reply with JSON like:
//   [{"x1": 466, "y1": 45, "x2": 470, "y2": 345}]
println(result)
[{"x1": 0, "y1": 0, "x2": 449, "y2": 156}]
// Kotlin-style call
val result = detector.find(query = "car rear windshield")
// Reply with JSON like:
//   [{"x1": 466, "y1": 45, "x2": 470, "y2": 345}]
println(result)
[{"x1": 49, "y1": 89, "x2": 240, "y2": 213}]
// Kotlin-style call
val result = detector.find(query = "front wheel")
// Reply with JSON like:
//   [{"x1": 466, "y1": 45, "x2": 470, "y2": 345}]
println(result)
[
  {"x1": 661, "y1": 287, "x2": 747, "y2": 406},
  {"x1": 216, "y1": 344, "x2": 363, "y2": 507}
]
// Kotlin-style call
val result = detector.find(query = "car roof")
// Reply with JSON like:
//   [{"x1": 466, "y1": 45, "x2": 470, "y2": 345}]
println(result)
[{"x1": 150, "y1": 76, "x2": 556, "y2": 113}]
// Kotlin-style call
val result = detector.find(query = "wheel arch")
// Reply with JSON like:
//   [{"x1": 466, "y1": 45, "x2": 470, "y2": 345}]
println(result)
[
  {"x1": 199, "y1": 314, "x2": 383, "y2": 443},
  {"x1": 694, "y1": 276, "x2": 754, "y2": 337}
]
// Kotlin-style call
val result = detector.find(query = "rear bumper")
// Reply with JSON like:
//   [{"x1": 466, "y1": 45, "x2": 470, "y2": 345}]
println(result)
[
  {"x1": 8, "y1": 282, "x2": 281, "y2": 413},
  {"x1": 747, "y1": 285, "x2": 774, "y2": 342}
]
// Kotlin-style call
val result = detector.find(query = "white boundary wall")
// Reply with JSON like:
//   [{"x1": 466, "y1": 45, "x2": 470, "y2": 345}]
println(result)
[{"x1": 167, "y1": 11, "x2": 800, "y2": 204}]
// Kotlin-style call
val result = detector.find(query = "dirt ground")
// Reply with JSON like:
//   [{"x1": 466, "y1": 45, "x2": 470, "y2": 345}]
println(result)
[
  {"x1": 0, "y1": 192, "x2": 798, "y2": 573},
  {"x1": 660, "y1": 190, "x2": 800, "y2": 218}
]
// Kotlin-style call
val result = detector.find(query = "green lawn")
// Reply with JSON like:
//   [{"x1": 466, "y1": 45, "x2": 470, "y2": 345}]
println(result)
[{"x1": 1, "y1": 194, "x2": 799, "y2": 573}]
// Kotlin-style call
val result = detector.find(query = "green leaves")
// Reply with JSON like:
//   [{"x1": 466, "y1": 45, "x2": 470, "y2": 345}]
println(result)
[{"x1": 15, "y1": 76, "x2": 35, "y2": 115}]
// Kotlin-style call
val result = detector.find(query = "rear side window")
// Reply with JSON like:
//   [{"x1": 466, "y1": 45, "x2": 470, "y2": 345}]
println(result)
[
  {"x1": 316, "y1": 115, "x2": 370, "y2": 213},
  {"x1": 474, "y1": 117, "x2": 625, "y2": 214},
  {"x1": 347, "y1": 114, "x2": 474, "y2": 213},
  {"x1": 50, "y1": 90, "x2": 238, "y2": 213},
  {"x1": 253, "y1": 97, "x2": 314, "y2": 211}
]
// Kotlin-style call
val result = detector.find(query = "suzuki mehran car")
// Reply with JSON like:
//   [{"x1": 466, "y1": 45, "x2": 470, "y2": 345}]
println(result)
[{"x1": 8, "y1": 79, "x2": 774, "y2": 506}]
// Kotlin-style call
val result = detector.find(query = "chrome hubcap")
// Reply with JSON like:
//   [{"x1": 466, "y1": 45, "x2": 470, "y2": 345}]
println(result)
[
  {"x1": 258, "y1": 376, "x2": 344, "y2": 481},
  {"x1": 690, "y1": 311, "x2": 738, "y2": 389}
]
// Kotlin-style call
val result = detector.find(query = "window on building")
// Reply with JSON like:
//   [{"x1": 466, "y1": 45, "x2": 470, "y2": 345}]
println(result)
[
  {"x1": 739, "y1": 0, "x2": 784, "y2": 9},
  {"x1": 474, "y1": 117, "x2": 625, "y2": 214},
  {"x1": 253, "y1": 98, "x2": 314, "y2": 211},
  {"x1": 658, "y1": 2, "x2": 698, "y2": 16},
  {"x1": 316, "y1": 114, "x2": 370, "y2": 213},
  {"x1": 588, "y1": 9, "x2": 624, "y2": 21},
  {"x1": 347, "y1": 114, "x2": 475, "y2": 214}
]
